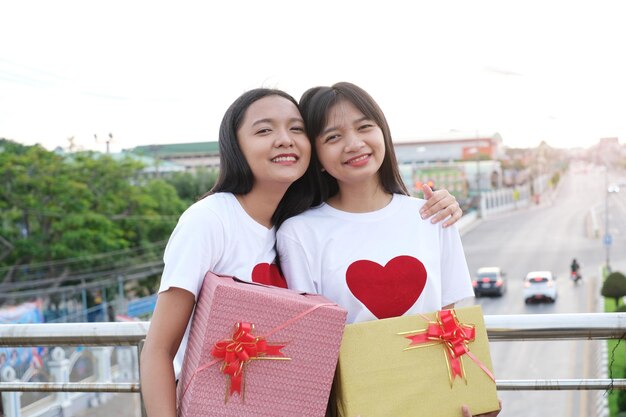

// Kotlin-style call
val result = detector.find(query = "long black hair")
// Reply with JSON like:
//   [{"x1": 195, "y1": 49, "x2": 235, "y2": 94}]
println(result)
[{"x1": 298, "y1": 81, "x2": 408, "y2": 203}]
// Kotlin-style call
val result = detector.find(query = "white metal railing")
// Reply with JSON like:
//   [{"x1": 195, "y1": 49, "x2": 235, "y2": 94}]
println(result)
[{"x1": 1, "y1": 313, "x2": 625, "y2": 415}]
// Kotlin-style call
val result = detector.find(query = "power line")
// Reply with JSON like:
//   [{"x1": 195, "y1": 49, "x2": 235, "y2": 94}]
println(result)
[
  {"x1": 0, "y1": 260, "x2": 164, "y2": 292},
  {"x1": 0, "y1": 240, "x2": 168, "y2": 273}
]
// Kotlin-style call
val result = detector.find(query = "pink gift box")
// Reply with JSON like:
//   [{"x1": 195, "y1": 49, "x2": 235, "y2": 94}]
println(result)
[{"x1": 177, "y1": 272, "x2": 347, "y2": 417}]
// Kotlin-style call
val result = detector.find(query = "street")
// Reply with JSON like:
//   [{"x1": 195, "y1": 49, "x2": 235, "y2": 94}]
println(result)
[{"x1": 460, "y1": 164, "x2": 626, "y2": 417}]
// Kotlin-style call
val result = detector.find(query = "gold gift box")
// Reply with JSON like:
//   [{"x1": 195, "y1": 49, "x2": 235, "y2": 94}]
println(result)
[{"x1": 333, "y1": 305, "x2": 499, "y2": 417}]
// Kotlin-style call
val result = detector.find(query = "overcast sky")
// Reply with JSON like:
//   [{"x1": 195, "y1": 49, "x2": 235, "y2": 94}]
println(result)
[{"x1": 1, "y1": 1, "x2": 625, "y2": 153}]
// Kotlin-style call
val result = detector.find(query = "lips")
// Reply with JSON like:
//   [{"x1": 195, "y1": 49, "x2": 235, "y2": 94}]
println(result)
[{"x1": 343, "y1": 153, "x2": 371, "y2": 166}]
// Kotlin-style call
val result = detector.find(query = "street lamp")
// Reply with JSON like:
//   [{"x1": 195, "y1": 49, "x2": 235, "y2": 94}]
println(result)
[{"x1": 467, "y1": 146, "x2": 480, "y2": 195}]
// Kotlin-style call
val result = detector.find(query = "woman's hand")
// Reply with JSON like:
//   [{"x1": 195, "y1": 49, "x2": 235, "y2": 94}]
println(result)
[
  {"x1": 461, "y1": 400, "x2": 502, "y2": 417},
  {"x1": 419, "y1": 184, "x2": 462, "y2": 228}
]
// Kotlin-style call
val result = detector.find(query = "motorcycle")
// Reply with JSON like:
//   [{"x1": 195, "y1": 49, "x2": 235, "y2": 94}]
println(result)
[{"x1": 570, "y1": 270, "x2": 582, "y2": 285}]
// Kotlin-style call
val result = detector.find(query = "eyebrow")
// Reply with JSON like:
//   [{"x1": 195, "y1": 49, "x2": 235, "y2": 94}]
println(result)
[
  {"x1": 251, "y1": 117, "x2": 304, "y2": 127},
  {"x1": 320, "y1": 116, "x2": 371, "y2": 136}
]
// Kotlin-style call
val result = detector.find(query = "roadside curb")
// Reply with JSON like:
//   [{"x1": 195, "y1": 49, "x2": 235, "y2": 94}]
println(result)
[{"x1": 458, "y1": 211, "x2": 482, "y2": 237}]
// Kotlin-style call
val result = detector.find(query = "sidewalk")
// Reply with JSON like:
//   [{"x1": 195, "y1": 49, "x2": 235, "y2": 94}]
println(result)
[{"x1": 73, "y1": 393, "x2": 142, "y2": 417}]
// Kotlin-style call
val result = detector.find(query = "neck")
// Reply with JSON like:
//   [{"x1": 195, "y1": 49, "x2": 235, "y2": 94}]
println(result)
[
  {"x1": 235, "y1": 184, "x2": 287, "y2": 229},
  {"x1": 327, "y1": 178, "x2": 392, "y2": 213}
]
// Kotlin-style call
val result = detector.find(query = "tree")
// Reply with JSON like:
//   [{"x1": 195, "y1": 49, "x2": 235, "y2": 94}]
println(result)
[
  {"x1": 162, "y1": 168, "x2": 218, "y2": 205},
  {"x1": 0, "y1": 144, "x2": 186, "y2": 282},
  {"x1": 601, "y1": 271, "x2": 626, "y2": 309}
]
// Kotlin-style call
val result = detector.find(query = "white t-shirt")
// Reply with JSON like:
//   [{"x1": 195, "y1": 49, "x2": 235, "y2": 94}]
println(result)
[
  {"x1": 159, "y1": 192, "x2": 282, "y2": 377},
  {"x1": 277, "y1": 194, "x2": 474, "y2": 324}
]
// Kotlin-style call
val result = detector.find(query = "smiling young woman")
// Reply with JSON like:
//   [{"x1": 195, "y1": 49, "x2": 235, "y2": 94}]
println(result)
[
  {"x1": 140, "y1": 89, "x2": 311, "y2": 417},
  {"x1": 277, "y1": 82, "x2": 500, "y2": 417}
]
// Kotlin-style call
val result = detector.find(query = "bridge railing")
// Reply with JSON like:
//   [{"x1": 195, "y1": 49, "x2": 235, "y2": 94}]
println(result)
[{"x1": 1, "y1": 313, "x2": 625, "y2": 416}]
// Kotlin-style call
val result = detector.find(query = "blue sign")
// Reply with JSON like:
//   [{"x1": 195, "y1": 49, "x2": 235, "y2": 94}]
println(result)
[
  {"x1": 604, "y1": 234, "x2": 613, "y2": 246},
  {"x1": 127, "y1": 294, "x2": 157, "y2": 317}
]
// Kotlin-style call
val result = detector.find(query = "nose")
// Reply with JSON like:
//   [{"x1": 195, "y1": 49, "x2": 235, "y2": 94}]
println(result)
[
  {"x1": 344, "y1": 132, "x2": 365, "y2": 152},
  {"x1": 274, "y1": 127, "x2": 294, "y2": 148}
]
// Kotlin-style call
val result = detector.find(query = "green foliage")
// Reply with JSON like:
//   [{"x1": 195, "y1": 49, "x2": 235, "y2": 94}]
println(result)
[
  {"x1": 550, "y1": 171, "x2": 560, "y2": 187},
  {"x1": 602, "y1": 272, "x2": 626, "y2": 309},
  {"x1": 618, "y1": 389, "x2": 626, "y2": 412},
  {"x1": 606, "y1": 296, "x2": 626, "y2": 416},
  {"x1": 162, "y1": 168, "x2": 218, "y2": 205},
  {"x1": 0, "y1": 145, "x2": 187, "y2": 281},
  {"x1": 0, "y1": 138, "x2": 30, "y2": 155}
]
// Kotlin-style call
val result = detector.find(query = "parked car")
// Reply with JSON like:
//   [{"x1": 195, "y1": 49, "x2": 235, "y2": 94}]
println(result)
[
  {"x1": 472, "y1": 267, "x2": 506, "y2": 297},
  {"x1": 523, "y1": 271, "x2": 557, "y2": 303}
]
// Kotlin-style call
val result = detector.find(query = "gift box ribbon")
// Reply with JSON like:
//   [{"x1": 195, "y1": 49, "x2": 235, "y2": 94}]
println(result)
[
  {"x1": 401, "y1": 309, "x2": 495, "y2": 386},
  {"x1": 210, "y1": 321, "x2": 287, "y2": 396},
  {"x1": 180, "y1": 302, "x2": 335, "y2": 402}
]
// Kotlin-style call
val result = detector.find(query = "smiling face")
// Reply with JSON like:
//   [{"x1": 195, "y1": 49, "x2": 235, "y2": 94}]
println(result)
[
  {"x1": 315, "y1": 100, "x2": 385, "y2": 190},
  {"x1": 237, "y1": 95, "x2": 311, "y2": 190}
]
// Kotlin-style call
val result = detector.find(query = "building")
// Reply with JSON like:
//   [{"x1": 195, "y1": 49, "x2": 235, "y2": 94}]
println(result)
[
  {"x1": 125, "y1": 133, "x2": 507, "y2": 195},
  {"x1": 394, "y1": 132, "x2": 505, "y2": 198},
  {"x1": 114, "y1": 152, "x2": 187, "y2": 177},
  {"x1": 128, "y1": 142, "x2": 220, "y2": 170},
  {"x1": 394, "y1": 131, "x2": 505, "y2": 164}
]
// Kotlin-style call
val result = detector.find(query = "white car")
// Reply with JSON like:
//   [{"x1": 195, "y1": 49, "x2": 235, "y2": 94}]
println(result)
[{"x1": 523, "y1": 271, "x2": 557, "y2": 303}]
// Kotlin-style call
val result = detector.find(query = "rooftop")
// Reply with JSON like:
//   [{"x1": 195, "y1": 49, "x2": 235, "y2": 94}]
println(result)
[{"x1": 128, "y1": 141, "x2": 219, "y2": 157}]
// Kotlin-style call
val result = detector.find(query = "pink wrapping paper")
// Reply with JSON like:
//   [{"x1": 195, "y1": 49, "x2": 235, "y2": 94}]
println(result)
[{"x1": 177, "y1": 272, "x2": 347, "y2": 417}]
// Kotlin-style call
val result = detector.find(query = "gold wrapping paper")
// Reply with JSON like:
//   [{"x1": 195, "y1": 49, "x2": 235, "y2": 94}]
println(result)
[{"x1": 334, "y1": 305, "x2": 499, "y2": 417}]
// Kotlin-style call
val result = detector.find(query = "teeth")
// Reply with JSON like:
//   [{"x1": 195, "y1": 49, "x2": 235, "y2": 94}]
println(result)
[
  {"x1": 272, "y1": 156, "x2": 296, "y2": 163},
  {"x1": 347, "y1": 154, "x2": 368, "y2": 164}
]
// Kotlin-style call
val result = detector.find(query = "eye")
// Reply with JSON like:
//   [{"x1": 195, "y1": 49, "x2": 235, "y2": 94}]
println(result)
[
  {"x1": 255, "y1": 128, "x2": 272, "y2": 135},
  {"x1": 358, "y1": 123, "x2": 375, "y2": 131},
  {"x1": 323, "y1": 134, "x2": 340, "y2": 143},
  {"x1": 290, "y1": 125, "x2": 305, "y2": 133}
]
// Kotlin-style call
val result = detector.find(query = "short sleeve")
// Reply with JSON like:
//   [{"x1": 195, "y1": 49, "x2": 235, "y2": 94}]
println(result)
[
  {"x1": 277, "y1": 228, "x2": 318, "y2": 295},
  {"x1": 159, "y1": 203, "x2": 225, "y2": 299},
  {"x1": 439, "y1": 224, "x2": 474, "y2": 306}
]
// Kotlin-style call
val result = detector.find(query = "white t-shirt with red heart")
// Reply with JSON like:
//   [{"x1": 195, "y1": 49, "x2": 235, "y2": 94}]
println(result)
[
  {"x1": 277, "y1": 193, "x2": 474, "y2": 324},
  {"x1": 159, "y1": 192, "x2": 286, "y2": 377}
]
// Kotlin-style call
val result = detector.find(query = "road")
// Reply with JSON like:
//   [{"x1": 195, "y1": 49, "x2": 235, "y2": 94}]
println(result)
[
  {"x1": 460, "y1": 164, "x2": 626, "y2": 417},
  {"x1": 69, "y1": 164, "x2": 626, "y2": 417}
]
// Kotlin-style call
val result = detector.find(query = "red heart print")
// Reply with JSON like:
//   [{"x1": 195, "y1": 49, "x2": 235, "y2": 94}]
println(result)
[
  {"x1": 346, "y1": 255, "x2": 427, "y2": 319},
  {"x1": 251, "y1": 263, "x2": 288, "y2": 288}
]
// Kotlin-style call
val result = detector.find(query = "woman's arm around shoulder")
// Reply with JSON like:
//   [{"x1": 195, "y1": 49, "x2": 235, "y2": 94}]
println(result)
[
  {"x1": 140, "y1": 288, "x2": 195, "y2": 417},
  {"x1": 419, "y1": 184, "x2": 462, "y2": 228}
]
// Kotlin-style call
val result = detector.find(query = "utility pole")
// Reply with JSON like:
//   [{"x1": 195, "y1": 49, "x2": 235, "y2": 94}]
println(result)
[
  {"x1": 605, "y1": 164, "x2": 610, "y2": 272},
  {"x1": 94, "y1": 133, "x2": 114, "y2": 154},
  {"x1": 107, "y1": 133, "x2": 112, "y2": 154},
  {"x1": 603, "y1": 154, "x2": 621, "y2": 272}
]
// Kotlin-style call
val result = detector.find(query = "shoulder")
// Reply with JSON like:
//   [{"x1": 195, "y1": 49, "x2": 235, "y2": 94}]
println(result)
[
  {"x1": 281, "y1": 204, "x2": 327, "y2": 226},
  {"x1": 176, "y1": 193, "x2": 233, "y2": 230},
  {"x1": 388, "y1": 194, "x2": 446, "y2": 232},
  {"x1": 390, "y1": 194, "x2": 429, "y2": 216},
  {"x1": 278, "y1": 204, "x2": 327, "y2": 236},
  {"x1": 394, "y1": 193, "x2": 427, "y2": 209},
  {"x1": 184, "y1": 193, "x2": 234, "y2": 218}
]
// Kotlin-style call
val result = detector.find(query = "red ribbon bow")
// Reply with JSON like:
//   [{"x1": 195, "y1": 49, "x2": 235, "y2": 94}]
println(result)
[
  {"x1": 210, "y1": 322, "x2": 286, "y2": 396},
  {"x1": 404, "y1": 310, "x2": 477, "y2": 384}
]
